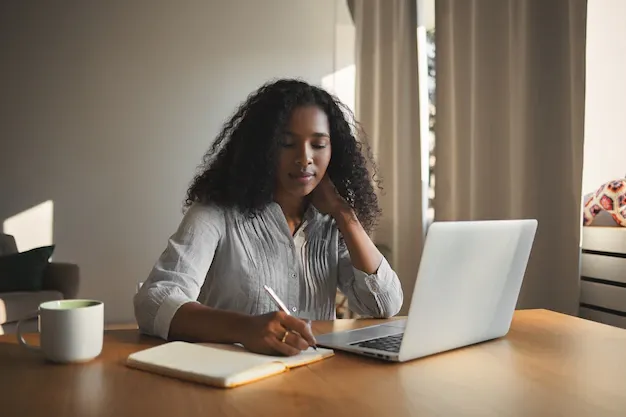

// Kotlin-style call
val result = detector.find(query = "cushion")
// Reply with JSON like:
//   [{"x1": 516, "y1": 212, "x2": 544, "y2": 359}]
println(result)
[
  {"x1": 0, "y1": 234, "x2": 18, "y2": 255},
  {"x1": 0, "y1": 290, "x2": 64, "y2": 325},
  {"x1": 0, "y1": 245, "x2": 55, "y2": 292}
]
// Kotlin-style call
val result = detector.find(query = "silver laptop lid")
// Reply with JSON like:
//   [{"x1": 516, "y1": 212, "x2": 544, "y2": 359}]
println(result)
[{"x1": 398, "y1": 219, "x2": 537, "y2": 362}]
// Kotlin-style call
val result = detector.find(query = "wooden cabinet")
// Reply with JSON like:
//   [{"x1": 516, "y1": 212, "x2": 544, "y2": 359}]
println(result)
[{"x1": 579, "y1": 226, "x2": 626, "y2": 328}]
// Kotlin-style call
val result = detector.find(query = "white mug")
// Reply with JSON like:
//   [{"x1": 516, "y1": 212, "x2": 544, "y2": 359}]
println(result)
[{"x1": 16, "y1": 299, "x2": 104, "y2": 363}]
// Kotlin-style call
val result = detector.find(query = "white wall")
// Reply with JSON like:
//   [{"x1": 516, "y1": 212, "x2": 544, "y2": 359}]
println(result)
[
  {"x1": 0, "y1": 0, "x2": 337, "y2": 324},
  {"x1": 582, "y1": 0, "x2": 626, "y2": 195}
]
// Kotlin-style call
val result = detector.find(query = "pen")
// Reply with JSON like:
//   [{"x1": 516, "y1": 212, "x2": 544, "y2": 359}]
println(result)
[{"x1": 263, "y1": 284, "x2": 317, "y2": 351}]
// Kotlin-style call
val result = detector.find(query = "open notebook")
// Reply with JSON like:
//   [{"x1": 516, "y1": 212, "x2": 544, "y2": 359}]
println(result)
[{"x1": 126, "y1": 341, "x2": 334, "y2": 388}]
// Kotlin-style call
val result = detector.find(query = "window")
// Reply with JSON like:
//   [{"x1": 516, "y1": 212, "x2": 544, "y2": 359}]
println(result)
[{"x1": 426, "y1": 29, "x2": 436, "y2": 221}]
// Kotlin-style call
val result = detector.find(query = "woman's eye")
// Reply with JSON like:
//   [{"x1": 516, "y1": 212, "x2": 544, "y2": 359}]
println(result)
[{"x1": 313, "y1": 144, "x2": 327, "y2": 149}]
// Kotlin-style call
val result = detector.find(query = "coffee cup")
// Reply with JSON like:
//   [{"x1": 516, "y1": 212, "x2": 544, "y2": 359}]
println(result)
[{"x1": 16, "y1": 299, "x2": 104, "y2": 363}]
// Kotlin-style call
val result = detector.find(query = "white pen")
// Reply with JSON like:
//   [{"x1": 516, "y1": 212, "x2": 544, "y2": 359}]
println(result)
[
  {"x1": 263, "y1": 284, "x2": 317, "y2": 350},
  {"x1": 263, "y1": 285, "x2": 291, "y2": 314}
]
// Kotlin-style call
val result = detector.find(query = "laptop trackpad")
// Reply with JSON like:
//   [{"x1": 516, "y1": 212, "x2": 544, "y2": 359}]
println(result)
[{"x1": 317, "y1": 323, "x2": 405, "y2": 346}]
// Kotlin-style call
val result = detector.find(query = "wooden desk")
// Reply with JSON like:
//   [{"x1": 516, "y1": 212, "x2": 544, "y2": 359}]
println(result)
[{"x1": 1, "y1": 309, "x2": 625, "y2": 416}]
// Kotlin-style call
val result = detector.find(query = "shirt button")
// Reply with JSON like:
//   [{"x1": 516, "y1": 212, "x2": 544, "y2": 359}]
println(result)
[
  {"x1": 291, "y1": 273, "x2": 297, "y2": 278},
  {"x1": 292, "y1": 307, "x2": 297, "y2": 312}
]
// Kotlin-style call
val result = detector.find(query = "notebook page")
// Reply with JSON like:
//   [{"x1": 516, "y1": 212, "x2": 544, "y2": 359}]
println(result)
[
  {"x1": 127, "y1": 342, "x2": 285, "y2": 383},
  {"x1": 200, "y1": 342, "x2": 335, "y2": 368}
]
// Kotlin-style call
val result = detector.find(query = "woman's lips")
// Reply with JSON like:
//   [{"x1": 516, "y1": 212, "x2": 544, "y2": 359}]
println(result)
[{"x1": 289, "y1": 172, "x2": 314, "y2": 184}]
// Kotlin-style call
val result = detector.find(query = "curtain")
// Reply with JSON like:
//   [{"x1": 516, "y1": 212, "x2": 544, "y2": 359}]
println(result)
[
  {"x1": 347, "y1": 0, "x2": 425, "y2": 314},
  {"x1": 434, "y1": 0, "x2": 587, "y2": 315}
]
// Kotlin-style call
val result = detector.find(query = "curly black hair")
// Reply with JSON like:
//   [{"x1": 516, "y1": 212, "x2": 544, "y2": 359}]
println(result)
[{"x1": 184, "y1": 78, "x2": 382, "y2": 233}]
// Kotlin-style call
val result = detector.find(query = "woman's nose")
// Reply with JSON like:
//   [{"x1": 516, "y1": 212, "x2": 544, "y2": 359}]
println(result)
[{"x1": 294, "y1": 144, "x2": 313, "y2": 167}]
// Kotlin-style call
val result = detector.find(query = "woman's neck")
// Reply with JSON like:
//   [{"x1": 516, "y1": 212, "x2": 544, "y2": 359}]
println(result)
[
  {"x1": 275, "y1": 194, "x2": 306, "y2": 219},
  {"x1": 274, "y1": 193, "x2": 308, "y2": 233}
]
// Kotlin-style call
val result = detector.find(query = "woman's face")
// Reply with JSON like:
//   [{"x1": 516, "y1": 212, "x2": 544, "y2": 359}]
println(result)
[{"x1": 275, "y1": 105, "x2": 332, "y2": 200}]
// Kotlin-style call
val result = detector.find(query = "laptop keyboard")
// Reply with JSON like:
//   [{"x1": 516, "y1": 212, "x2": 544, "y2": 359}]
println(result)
[{"x1": 350, "y1": 333, "x2": 404, "y2": 353}]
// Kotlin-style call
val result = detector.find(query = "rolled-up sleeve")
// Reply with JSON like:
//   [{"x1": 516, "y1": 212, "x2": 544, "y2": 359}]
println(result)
[
  {"x1": 133, "y1": 203, "x2": 224, "y2": 340},
  {"x1": 336, "y1": 239, "x2": 403, "y2": 318}
]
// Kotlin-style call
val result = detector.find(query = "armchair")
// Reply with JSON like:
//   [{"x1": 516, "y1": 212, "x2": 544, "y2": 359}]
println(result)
[{"x1": 0, "y1": 234, "x2": 79, "y2": 334}]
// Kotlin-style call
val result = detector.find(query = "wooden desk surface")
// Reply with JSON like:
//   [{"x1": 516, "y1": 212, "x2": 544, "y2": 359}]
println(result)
[{"x1": 1, "y1": 309, "x2": 626, "y2": 417}]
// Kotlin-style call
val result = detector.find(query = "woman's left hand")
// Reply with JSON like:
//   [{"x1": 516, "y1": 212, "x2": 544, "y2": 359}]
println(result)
[
  {"x1": 312, "y1": 175, "x2": 382, "y2": 275},
  {"x1": 311, "y1": 175, "x2": 348, "y2": 216}
]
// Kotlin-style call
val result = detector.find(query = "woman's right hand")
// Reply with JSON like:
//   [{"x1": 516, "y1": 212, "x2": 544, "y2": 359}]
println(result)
[{"x1": 239, "y1": 311, "x2": 317, "y2": 356}]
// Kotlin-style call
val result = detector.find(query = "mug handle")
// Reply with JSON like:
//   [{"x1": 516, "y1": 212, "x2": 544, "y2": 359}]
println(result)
[{"x1": 16, "y1": 311, "x2": 41, "y2": 351}]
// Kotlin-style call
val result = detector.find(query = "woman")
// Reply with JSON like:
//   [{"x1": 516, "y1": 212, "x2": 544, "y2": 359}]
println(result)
[{"x1": 134, "y1": 79, "x2": 403, "y2": 356}]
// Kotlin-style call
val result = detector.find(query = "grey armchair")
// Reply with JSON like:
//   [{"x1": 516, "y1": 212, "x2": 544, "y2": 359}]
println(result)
[{"x1": 0, "y1": 234, "x2": 79, "y2": 334}]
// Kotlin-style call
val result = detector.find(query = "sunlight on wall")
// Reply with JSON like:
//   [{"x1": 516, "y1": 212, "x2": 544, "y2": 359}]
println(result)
[
  {"x1": 323, "y1": 0, "x2": 356, "y2": 117},
  {"x1": 582, "y1": 0, "x2": 626, "y2": 195},
  {"x1": 3, "y1": 200, "x2": 54, "y2": 252},
  {"x1": 322, "y1": 64, "x2": 356, "y2": 116}
]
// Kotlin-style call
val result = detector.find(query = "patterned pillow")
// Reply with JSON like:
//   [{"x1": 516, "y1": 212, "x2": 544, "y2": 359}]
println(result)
[{"x1": 583, "y1": 179, "x2": 626, "y2": 227}]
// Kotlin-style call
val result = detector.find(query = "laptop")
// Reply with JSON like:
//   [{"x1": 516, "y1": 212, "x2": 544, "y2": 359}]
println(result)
[{"x1": 316, "y1": 219, "x2": 538, "y2": 362}]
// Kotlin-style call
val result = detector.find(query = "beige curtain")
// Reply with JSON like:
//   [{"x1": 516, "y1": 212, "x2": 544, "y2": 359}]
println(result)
[
  {"x1": 435, "y1": 0, "x2": 587, "y2": 315},
  {"x1": 347, "y1": 0, "x2": 424, "y2": 315}
]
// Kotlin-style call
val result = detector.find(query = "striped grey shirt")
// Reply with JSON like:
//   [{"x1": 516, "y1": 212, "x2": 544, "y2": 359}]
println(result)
[{"x1": 134, "y1": 201, "x2": 403, "y2": 340}]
